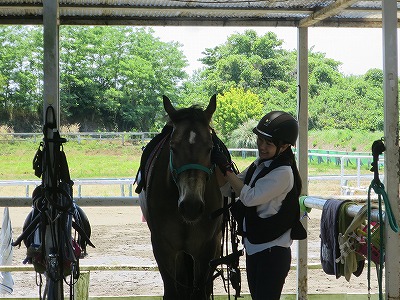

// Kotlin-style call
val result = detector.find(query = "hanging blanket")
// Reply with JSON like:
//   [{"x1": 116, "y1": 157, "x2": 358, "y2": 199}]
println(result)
[
  {"x1": 0, "y1": 208, "x2": 13, "y2": 294},
  {"x1": 320, "y1": 199, "x2": 349, "y2": 277}
]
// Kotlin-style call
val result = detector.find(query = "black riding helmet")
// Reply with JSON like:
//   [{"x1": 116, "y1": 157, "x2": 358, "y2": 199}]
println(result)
[{"x1": 253, "y1": 111, "x2": 298, "y2": 146}]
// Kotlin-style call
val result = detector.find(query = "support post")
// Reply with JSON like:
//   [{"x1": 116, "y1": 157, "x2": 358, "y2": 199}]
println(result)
[
  {"x1": 296, "y1": 26, "x2": 309, "y2": 300},
  {"x1": 43, "y1": 0, "x2": 60, "y2": 126},
  {"x1": 43, "y1": 1, "x2": 62, "y2": 299},
  {"x1": 382, "y1": 0, "x2": 400, "y2": 299}
]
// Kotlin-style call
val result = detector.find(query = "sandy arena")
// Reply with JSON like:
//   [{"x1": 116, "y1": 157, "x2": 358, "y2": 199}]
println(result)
[{"x1": 3, "y1": 205, "x2": 380, "y2": 298}]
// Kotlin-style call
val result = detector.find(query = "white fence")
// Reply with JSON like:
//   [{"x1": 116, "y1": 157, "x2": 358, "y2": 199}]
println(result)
[
  {"x1": 0, "y1": 178, "x2": 139, "y2": 207},
  {"x1": 0, "y1": 132, "x2": 158, "y2": 144},
  {"x1": 0, "y1": 150, "x2": 383, "y2": 206}
]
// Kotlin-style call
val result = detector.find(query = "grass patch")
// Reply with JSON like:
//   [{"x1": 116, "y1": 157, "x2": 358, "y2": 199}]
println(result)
[
  {"x1": 308, "y1": 129, "x2": 383, "y2": 152},
  {"x1": 0, "y1": 129, "x2": 381, "y2": 181},
  {"x1": 0, "y1": 140, "x2": 143, "y2": 180}
]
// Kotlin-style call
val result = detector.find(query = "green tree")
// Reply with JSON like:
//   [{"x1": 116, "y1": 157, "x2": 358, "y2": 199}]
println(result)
[
  {"x1": 308, "y1": 50, "x2": 343, "y2": 97},
  {"x1": 60, "y1": 26, "x2": 188, "y2": 131},
  {"x1": 229, "y1": 119, "x2": 258, "y2": 148},
  {"x1": 364, "y1": 68, "x2": 383, "y2": 88},
  {"x1": 309, "y1": 75, "x2": 383, "y2": 131},
  {"x1": 0, "y1": 26, "x2": 43, "y2": 131},
  {"x1": 213, "y1": 87, "x2": 263, "y2": 138},
  {"x1": 199, "y1": 30, "x2": 296, "y2": 95}
]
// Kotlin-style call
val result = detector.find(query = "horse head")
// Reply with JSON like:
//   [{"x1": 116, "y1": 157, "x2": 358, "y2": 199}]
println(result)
[{"x1": 163, "y1": 95, "x2": 216, "y2": 223}]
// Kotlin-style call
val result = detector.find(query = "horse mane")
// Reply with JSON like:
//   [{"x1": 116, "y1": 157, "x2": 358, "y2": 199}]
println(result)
[{"x1": 168, "y1": 105, "x2": 210, "y2": 125}]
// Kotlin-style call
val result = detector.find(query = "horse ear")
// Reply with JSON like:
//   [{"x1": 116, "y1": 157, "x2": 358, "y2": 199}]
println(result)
[
  {"x1": 204, "y1": 94, "x2": 217, "y2": 121},
  {"x1": 163, "y1": 95, "x2": 176, "y2": 117}
]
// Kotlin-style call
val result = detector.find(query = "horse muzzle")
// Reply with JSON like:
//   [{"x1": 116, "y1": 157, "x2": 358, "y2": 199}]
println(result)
[
  {"x1": 178, "y1": 195, "x2": 205, "y2": 223},
  {"x1": 177, "y1": 178, "x2": 206, "y2": 223}
]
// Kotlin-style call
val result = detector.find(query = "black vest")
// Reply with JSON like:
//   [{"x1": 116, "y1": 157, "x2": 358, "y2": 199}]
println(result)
[{"x1": 230, "y1": 155, "x2": 307, "y2": 244}]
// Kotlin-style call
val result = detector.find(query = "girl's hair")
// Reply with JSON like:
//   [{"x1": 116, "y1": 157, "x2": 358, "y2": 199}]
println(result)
[{"x1": 275, "y1": 146, "x2": 302, "y2": 197}]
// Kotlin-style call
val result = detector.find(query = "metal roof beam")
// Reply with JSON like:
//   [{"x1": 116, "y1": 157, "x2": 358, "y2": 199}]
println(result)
[
  {"x1": 299, "y1": 0, "x2": 360, "y2": 27},
  {"x1": 58, "y1": 16, "x2": 388, "y2": 28},
  {"x1": 59, "y1": 6, "x2": 312, "y2": 16}
]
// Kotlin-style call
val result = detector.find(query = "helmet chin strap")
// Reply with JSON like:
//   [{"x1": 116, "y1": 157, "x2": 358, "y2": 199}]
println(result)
[
  {"x1": 273, "y1": 149, "x2": 280, "y2": 158},
  {"x1": 272, "y1": 140, "x2": 283, "y2": 158},
  {"x1": 273, "y1": 142, "x2": 290, "y2": 159}
]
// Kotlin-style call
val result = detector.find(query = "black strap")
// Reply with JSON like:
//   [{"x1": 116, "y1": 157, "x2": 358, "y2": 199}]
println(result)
[
  {"x1": 243, "y1": 163, "x2": 256, "y2": 185},
  {"x1": 212, "y1": 129, "x2": 239, "y2": 174}
]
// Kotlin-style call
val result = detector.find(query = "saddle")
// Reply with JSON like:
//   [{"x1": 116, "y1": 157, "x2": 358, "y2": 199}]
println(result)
[
  {"x1": 134, "y1": 124, "x2": 173, "y2": 194},
  {"x1": 14, "y1": 184, "x2": 94, "y2": 275},
  {"x1": 12, "y1": 121, "x2": 95, "y2": 277}
]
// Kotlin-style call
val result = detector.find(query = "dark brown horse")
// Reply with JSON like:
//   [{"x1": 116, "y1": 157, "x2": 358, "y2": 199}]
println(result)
[{"x1": 139, "y1": 95, "x2": 223, "y2": 299}]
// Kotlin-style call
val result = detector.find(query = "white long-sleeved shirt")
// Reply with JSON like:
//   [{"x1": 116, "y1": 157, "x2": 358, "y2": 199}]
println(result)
[{"x1": 221, "y1": 157, "x2": 294, "y2": 255}]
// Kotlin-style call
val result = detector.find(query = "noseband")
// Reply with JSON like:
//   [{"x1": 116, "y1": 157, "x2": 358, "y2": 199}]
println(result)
[{"x1": 169, "y1": 150, "x2": 214, "y2": 183}]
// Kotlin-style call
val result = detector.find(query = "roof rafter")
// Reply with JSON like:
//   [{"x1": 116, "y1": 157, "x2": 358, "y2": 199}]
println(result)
[
  {"x1": 299, "y1": 0, "x2": 360, "y2": 27},
  {"x1": 0, "y1": 0, "x2": 396, "y2": 28}
]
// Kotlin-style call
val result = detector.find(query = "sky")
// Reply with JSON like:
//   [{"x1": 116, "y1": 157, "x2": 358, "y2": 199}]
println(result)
[{"x1": 151, "y1": 26, "x2": 397, "y2": 76}]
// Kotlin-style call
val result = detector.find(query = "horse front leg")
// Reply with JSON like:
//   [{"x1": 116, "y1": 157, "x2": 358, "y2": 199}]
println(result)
[
  {"x1": 151, "y1": 237, "x2": 181, "y2": 300},
  {"x1": 175, "y1": 251, "x2": 198, "y2": 299},
  {"x1": 191, "y1": 239, "x2": 222, "y2": 300}
]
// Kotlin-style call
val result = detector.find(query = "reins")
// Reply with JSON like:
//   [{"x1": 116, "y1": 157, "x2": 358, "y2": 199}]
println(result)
[
  {"x1": 210, "y1": 195, "x2": 243, "y2": 300},
  {"x1": 209, "y1": 130, "x2": 243, "y2": 300}
]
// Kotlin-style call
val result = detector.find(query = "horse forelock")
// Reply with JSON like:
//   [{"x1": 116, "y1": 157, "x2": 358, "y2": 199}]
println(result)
[
  {"x1": 168, "y1": 106, "x2": 213, "y2": 149},
  {"x1": 168, "y1": 105, "x2": 211, "y2": 125}
]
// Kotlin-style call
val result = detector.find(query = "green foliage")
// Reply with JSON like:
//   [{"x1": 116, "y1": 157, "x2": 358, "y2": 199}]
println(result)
[
  {"x1": 0, "y1": 27, "x2": 394, "y2": 135},
  {"x1": 199, "y1": 30, "x2": 295, "y2": 94},
  {"x1": 59, "y1": 26, "x2": 187, "y2": 132},
  {"x1": 309, "y1": 75, "x2": 384, "y2": 131},
  {"x1": 364, "y1": 68, "x2": 384, "y2": 88},
  {"x1": 228, "y1": 119, "x2": 258, "y2": 148},
  {"x1": 213, "y1": 87, "x2": 263, "y2": 139},
  {"x1": 261, "y1": 82, "x2": 298, "y2": 116},
  {"x1": 194, "y1": 30, "x2": 388, "y2": 135},
  {"x1": 0, "y1": 26, "x2": 43, "y2": 131},
  {"x1": 0, "y1": 26, "x2": 188, "y2": 132}
]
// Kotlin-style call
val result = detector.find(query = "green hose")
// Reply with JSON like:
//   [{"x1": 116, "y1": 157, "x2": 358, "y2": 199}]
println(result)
[
  {"x1": 367, "y1": 180, "x2": 399, "y2": 300},
  {"x1": 370, "y1": 181, "x2": 399, "y2": 233},
  {"x1": 366, "y1": 139, "x2": 399, "y2": 300}
]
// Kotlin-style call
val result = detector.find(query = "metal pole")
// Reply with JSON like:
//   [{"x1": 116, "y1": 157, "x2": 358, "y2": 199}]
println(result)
[
  {"x1": 296, "y1": 26, "x2": 308, "y2": 300},
  {"x1": 303, "y1": 196, "x2": 384, "y2": 223},
  {"x1": 357, "y1": 158, "x2": 361, "y2": 188},
  {"x1": 43, "y1": 0, "x2": 60, "y2": 125},
  {"x1": 382, "y1": 0, "x2": 400, "y2": 299}
]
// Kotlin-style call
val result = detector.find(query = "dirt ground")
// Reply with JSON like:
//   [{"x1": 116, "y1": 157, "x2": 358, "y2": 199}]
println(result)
[{"x1": 2, "y1": 205, "x2": 380, "y2": 298}]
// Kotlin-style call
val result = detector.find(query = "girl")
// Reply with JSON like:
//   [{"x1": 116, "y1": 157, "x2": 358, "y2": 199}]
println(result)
[{"x1": 213, "y1": 111, "x2": 306, "y2": 300}]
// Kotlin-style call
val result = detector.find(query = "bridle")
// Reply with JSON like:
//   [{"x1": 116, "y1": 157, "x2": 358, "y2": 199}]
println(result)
[
  {"x1": 169, "y1": 149, "x2": 214, "y2": 183},
  {"x1": 168, "y1": 126, "x2": 215, "y2": 183}
]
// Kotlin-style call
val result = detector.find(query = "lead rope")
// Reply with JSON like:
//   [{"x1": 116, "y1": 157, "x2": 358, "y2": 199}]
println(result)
[
  {"x1": 209, "y1": 130, "x2": 243, "y2": 299},
  {"x1": 367, "y1": 139, "x2": 399, "y2": 300}
]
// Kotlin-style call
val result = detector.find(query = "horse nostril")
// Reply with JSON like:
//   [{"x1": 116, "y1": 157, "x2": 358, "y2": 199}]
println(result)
[{"x1": 179, "y1": 199, "x2": 204, "y2": 222}]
